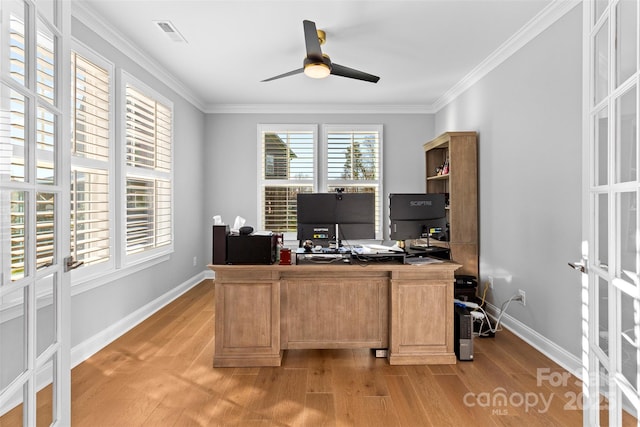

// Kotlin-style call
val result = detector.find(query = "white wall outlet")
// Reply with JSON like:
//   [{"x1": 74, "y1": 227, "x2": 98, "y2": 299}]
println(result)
[
  {"x1": 488, "y1": 276, "x2": 494, "y2": 289},
  {"x1": 518, "y1": 289, "x2": 526, "y2": 306},
  {"x1": 193, "y1": 256, "x2": 197, "y2": 267}
]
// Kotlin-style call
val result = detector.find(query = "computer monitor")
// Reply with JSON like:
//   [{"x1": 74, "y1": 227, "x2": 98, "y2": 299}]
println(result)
[
  {"x1": 296, "y1": 192, "x2": 375, "y2": 247},
  {"x1": 389, "y1": 193, "x2": 447, "y2": 241}
]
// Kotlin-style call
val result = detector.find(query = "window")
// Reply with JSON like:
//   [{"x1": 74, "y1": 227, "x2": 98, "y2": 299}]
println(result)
[
  {"x1": 325, "y1": 125, "x2": 383, "y2": 235},
  {"x1": 258, "y1": 124, "x2": 383, "y2": 240},
  {"x1": 122, "y1": 74, "x2": 173, "y2": 262},
  {"x1": 258, "y1": 125, "x2": 316, "y2": 238},
  {"x1": 70, "y1": 50, "x2": 112, "y2": 272}
]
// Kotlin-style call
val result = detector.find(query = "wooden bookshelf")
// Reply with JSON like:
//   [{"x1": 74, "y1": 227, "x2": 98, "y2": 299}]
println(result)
[{"x1": 424, "y1": 131, "x2": 478, "y2": 278}]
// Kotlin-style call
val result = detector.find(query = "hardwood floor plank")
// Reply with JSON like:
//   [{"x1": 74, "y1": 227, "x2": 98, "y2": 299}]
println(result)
[
  {"x1": 272, "y1": 368, "x2": 308, "y2": 426},
  {"x1": 385, "y1": 374, "x2": 433, "y2": 427},
  {"x1": 406, "y1": 364, "x2": 483, "y2": 427},
  {"x1": 305, "y1": 350, "x2": 335, "y2": 393},
  {"x1": 432, "y1": 373, "x2": 500, "y2": 426},
  {"x1": 304, "y1": 393, "x2": 336, "y2": 427},
  {"x1": 242, "y1": 367, "x2": 288, "y2": 422},
  {"x1": 351, "y1": 396, "x2": 401, "y2": 427},
  {"x1": 142, "y1": 403, "x2": 184, "y2": 427},
  {"x1": 214, "y1": 371, "x2": 261, "y2": 426}
]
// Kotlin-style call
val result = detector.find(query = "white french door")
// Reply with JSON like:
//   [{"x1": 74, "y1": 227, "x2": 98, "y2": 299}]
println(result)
[
  {"x1": 0, "y1": 0, "x2": 71, "y2": 425},
  {"x1": 582, "y1": 0, "x2": 639, "y2": 425}
]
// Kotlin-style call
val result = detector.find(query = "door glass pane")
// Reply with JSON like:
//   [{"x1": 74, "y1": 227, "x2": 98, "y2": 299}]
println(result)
[
  {"x1": 36, "y1": 355, "x2": 54, "y2": 426},
  {"x1": 621, "y1": 391, "x2": 637, "y2": 424},
  {"x1": 36, "y1": 106, "x2": 55, "y2": 185},
  {"x1": 614, "y1": 87, "x2": 637, "y2": 184},
  {"x1": 3, "y1": 0, "x2": 27, "y2": 86},
  {"x1": 1, "y1": 85, "x2": 26, "y2": 182},
  {"x1": 37, "y1": 0, "x2": 55, "y2": 27},
  {"x1": 597, "y1": 193, "x2": 609, "y2": 269},
  {"x1": 0, "y1": 287, "x2": 27, "y2": 390},
  {"x1": 594, "y1": 106, "x2": 609, "y2": 186},
  {"x1": 36, "y1": 192, "x2": 54, "y2": 269},
  {"x1": 36, "y1": 273, "x2": 55, "y2": 356},
  {"x1": 598, "y1": 276, "x2": 609, "y2": 354},
  {"x1": 594, "y1": 20, "x2": 609, "y2": 105},
  {"x1": 11, "y1": 190, "x2": 27, "y2": 281},
  {"x1": 616, "y1": 0, "x2": 638, "y2": 87},
  {"x1": 618, "y1": 191, "x2": 637, "y2": 277},
  {"x1": 620, "y1": 292, "x2": 638, "y2": 391},
  {"x1": 594, "y1": 0, "x2": 608, "y2": 25},
  {"x1": 598, "y1": 361, "x2": 610, "y2": 426},
  {"x1": 37, "y1": 18, "x2": 55, "y2": 105}
]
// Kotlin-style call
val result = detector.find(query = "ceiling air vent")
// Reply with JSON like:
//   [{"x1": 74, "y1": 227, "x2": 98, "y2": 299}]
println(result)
[{"x1": 154, "y1": 20, "x2": 187, "y2": 43}]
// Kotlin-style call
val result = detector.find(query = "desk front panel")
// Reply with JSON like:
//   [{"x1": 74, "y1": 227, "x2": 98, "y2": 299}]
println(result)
[{"x1": 281, "y1": 272, "x2": 388, "y2": 349}]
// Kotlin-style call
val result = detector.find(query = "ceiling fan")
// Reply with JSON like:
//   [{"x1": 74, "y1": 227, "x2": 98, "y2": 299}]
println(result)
[{"x1": 261, "y1": 20, "x2": 380, "y2": 84}]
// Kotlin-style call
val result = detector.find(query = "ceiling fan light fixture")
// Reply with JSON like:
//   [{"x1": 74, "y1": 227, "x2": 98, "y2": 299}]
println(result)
[{"x1": 304, "y1": 61, "x2": 331, "y2": 79}]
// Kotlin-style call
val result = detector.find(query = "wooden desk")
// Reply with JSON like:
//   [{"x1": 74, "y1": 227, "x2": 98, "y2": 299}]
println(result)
[{"x1": 208, "y1": 262, "x2": 460, "y2": 367}]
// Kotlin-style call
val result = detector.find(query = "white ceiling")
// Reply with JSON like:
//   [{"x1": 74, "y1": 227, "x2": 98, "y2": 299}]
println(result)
[{"x1": 76, "y1": 0, "x2": 555, "y2": 112}]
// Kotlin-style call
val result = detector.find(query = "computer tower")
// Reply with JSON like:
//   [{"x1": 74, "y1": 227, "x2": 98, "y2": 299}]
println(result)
[
  {"x1": 212, "y1": 225, "x2": 229, "y2": 265},
  {"x1": 454, "y1": 305, "x2": 474, "y2": 361}
]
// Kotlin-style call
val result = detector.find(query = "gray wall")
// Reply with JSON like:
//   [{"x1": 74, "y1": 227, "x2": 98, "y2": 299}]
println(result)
[
  {"x1": 435, "y1": 6, "x2": 583, "y2": 357},
  {"x1": 68, "y1": 19, "x2": 207, "y2": 348},
  {"x1": 203, "y1": 113, "x2": 434, "y2": 259}
]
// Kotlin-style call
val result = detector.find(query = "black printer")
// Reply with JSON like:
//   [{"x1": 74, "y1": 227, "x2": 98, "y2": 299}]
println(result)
[{"x1": 226, "y1": 233, "x2": 278, "y2": 264}]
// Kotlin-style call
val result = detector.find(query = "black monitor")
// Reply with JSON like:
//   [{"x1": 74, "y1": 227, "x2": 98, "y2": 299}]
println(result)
[
  {"x1": 389, "y1": 193, "x2": 447, "y2": 241},
  {"x1": 296, "y1": 192, "x2": 375, "y2": 247}
]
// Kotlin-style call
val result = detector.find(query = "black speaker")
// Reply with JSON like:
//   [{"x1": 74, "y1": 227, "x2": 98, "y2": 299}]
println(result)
[{"x1": 212, "y1": 225, "x2": 229, "y2": 265}]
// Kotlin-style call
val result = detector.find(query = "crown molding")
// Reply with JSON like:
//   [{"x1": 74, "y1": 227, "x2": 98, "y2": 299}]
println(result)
[
  {"x1": 431, "y1": 0, "x2": 581, "y2": 113},
  {"x1": 204, "y1": 103, "x2": 435, "y2": 115},
  {"x1": 70, "y1": 0, "x2": 207, "y2": 112}
]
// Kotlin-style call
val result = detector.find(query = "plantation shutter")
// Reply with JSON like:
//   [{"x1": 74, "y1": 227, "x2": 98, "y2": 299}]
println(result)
[
  {"x1": 326, "y1": 127, "x2": 382, "y2": 236},
  {"x1": 124, "y1": 82, "x2": 173, "y2": 256},
  {"x1": 259, "y1": 127, "x2": 315, "y2": 233},
  {"x1": 70, "y1": 51, "x2": 111, "y2": 267}
]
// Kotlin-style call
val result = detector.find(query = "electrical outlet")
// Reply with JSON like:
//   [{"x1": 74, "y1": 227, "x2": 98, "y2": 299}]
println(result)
[
  {"x1": 193, "y1": 256, "x2": 197, "y2": 267},
  {"x1": 518, "y1": 289, "x2": 526, "y2": 306},
  {"x1": 488, "y1": 276, "x2": 494, "y2": 289}
]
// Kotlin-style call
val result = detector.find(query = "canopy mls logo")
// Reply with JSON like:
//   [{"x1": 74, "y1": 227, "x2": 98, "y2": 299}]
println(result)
[
  {"x1": 409, "y1": 200, "x2": 433, "y2": 207},
  {"x1": 462, "y1": 368, "x2": 602, "y2": 415}
]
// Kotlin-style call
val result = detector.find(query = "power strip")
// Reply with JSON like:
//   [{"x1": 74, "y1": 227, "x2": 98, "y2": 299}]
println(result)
[{"x1": 454, "y1": 299, "x2": 479, "y2": 309}]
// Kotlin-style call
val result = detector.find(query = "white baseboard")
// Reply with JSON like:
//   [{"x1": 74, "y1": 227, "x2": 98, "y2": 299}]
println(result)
[{"x1": 484, "y1": 301, "x2": 582, "y2": 380}]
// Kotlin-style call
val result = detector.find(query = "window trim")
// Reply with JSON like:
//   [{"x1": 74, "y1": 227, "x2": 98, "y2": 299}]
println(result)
[{"x1": 119, "y1": 70, "x2": 174, "y2": 268}]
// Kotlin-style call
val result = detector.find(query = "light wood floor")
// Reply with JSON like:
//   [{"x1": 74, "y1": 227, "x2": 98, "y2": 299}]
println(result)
[{"x1": 2, "y1": 280, "x2": 637, "y2": 426}]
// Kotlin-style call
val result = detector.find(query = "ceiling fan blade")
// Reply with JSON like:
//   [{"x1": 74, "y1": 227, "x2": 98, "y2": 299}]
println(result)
[
  {"x1": 261, "y1": 68, "x2": 304, "y2": 82},
  {"x1": 303, "y1": 20, "x2": 323, "y2": 59},
  {"x1": 330, "y1": 63, "x2": 380, "y2": 83}
]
